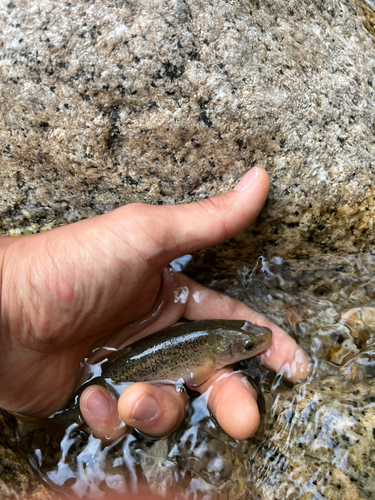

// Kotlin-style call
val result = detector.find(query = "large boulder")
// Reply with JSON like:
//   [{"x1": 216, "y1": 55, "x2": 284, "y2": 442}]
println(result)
[{"x1": 1, "y1": 0, "x2": 375, "y2": 272}]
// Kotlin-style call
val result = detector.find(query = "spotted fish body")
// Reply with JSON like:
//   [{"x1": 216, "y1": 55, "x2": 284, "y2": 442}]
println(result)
[{"x1": 50, "y1": 319, "x2": 272, "y2": 427}]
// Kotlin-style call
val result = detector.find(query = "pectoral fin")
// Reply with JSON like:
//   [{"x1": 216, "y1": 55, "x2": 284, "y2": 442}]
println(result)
[{"x1": 185, "y1": 363, "x2": 216, "y2": 387}]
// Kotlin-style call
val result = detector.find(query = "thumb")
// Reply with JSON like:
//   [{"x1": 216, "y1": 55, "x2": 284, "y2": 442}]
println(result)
[{"x1": 122, "y1": 167, "x2": 269, "y2": 267}]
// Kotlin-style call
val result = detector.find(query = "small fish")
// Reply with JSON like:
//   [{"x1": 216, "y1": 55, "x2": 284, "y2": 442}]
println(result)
[{"x1": 49, "y1": 319, "x2": 272, "y2": 428}]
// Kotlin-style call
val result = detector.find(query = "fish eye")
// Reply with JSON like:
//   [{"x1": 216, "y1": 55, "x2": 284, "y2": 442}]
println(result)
[{"x1": 244, "y1": 339, "x2": 254, "y2": 350}]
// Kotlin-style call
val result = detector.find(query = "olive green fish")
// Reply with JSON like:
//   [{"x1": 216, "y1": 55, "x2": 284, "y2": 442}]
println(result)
[{"x1": 49, "y1": 319, "x2": 272, "y2": 428}]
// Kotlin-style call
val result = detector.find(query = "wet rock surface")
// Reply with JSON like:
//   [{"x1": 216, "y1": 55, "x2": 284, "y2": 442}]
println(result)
[
  {"x1": 0, "y1": 411, "x2": 59, "y2": 499},
  {"x1": 1, "y1": 0, "x2": 375, "y2": 266}
]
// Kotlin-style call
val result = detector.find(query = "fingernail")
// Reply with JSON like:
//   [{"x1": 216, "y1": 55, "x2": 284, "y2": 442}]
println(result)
[
  {"x1": 85, "y1": 389, "x2": 110, "y2": 419},
  {"x1": 234, "y1": 167, "x2": 259, "y2": 191},
  {"x1": 131, "y1": 394, "x2": 159, "y2": 422}
]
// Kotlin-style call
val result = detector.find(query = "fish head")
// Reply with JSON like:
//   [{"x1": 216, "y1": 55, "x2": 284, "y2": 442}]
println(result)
[{"x1": 213, "y1": 321, "x2": 272, "y2": 368}]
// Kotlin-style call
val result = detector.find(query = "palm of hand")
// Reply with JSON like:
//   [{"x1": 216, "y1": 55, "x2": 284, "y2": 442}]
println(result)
[{"x1": 0, "y1": 208, "x2": 166, "y2": 415}]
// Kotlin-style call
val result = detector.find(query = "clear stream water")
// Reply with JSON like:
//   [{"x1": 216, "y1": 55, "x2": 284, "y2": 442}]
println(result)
[{"x1": 21, "y1": 254, "x2": 375, "y2": 499}]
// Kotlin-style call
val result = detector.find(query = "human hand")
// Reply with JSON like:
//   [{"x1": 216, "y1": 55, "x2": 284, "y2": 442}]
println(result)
[{"x1": 0, "y1": 167, "x2": 310, "y2": 441}]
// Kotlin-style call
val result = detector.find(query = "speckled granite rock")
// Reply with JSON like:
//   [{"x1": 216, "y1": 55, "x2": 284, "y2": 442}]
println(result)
[
  {"x1": 2, "y1": 0, "x2": 375, "y2": 497},
  {"x1": 1, "y1": 0, "x2": 375, "y2": 269}
]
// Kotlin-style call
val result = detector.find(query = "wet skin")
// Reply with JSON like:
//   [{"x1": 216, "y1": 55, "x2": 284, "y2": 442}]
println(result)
[{"x1": 0, "y1": 167, "x2": 310, "y2": 442}]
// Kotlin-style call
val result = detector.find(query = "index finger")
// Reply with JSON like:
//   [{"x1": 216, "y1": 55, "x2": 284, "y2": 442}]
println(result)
[
  {"x1": 109, "y1": 269, "x2": 310, "y2": 382},
  {"x1": 180, "y1": 274, "x2": 311, "y2": 382}
]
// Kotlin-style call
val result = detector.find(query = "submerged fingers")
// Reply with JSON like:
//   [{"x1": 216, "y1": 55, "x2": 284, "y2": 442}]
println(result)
[
  {"x1": 178, "y1": 274, "x2": 311, "y2": 382},
  {"x1": 112, "y1": 271, "x2": 310, "y2": 386},
  {"x1": 117, "y1": 382, "x2": 188, "y2": 436},
  {"x1": 80, "y1": 385, "x2": 126, "y2": 443},
  {"x1": 195, "y1": 367, "x2": 260, "y2": 440},
  {"x1": 257, "y1": 320, "x2": 311, "y2": 382},
  {"x1": 80, "y1": 370, "x2": 260, "y2": 443},
  {"x1": 80, "y1": 382, "x2": 188, "y2": 442}
]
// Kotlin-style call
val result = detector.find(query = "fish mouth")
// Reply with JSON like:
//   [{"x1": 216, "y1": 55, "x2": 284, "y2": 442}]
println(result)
[{"x1": 249, "y1": 330, "x2": 273, "y2": 356}]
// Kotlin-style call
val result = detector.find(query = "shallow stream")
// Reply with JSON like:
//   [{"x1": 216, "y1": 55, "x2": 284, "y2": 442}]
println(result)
[{"x1": 22, "y1": 254, "x2": 375, "y2": 499}]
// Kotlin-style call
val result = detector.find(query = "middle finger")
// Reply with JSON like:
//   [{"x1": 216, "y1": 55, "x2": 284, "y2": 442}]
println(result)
[
  {"x1": 117, "y1": 382, "x2": 189, "y2": 436},
  {"x1": 194, "y1": 367, "x2": 260, "y2": 440}
]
